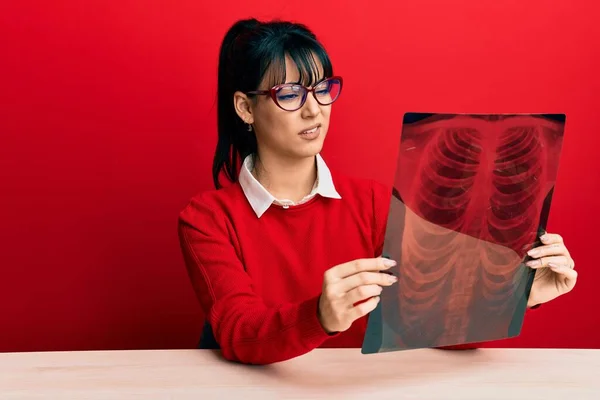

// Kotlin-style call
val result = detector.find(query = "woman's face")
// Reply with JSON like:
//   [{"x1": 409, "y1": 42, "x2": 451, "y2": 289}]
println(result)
[{"x1": 235, "y1": 55, "x2": 332, "y2": 161}]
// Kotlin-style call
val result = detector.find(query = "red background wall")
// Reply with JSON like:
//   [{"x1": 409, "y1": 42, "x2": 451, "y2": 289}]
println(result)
[{"x1": 1, "y1": 1, "x2": 599, "y2": 352}]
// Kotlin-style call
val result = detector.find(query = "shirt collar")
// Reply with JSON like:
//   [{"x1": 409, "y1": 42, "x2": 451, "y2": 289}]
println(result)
[{"x1": 238, "y1": 153, "x2": 342, "y2": 218}]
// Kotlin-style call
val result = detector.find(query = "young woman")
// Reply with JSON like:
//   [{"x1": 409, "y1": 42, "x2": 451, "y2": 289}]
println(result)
[{"x1": 178, "y1": 18, "x2": 577, "y2": 365}]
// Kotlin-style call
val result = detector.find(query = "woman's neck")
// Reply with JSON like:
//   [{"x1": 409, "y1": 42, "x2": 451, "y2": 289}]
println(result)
[{"x1": 251, "y1": 152, "x2": 317, "y2": 203}]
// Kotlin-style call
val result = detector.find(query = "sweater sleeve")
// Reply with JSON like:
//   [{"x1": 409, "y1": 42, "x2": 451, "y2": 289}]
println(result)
[{"x1": 177, "y1": 198, "x2": 332, "y2": 365}]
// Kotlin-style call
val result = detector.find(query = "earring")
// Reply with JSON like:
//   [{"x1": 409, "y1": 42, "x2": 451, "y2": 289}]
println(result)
[{"x1": 247, "y1": 123, "x2": 253, "y2": 132}]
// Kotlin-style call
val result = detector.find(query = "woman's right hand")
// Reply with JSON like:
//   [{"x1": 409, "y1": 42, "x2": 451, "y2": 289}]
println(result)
[{"x1": 317, "y1": 257, "x2": 398, "y2": 334}]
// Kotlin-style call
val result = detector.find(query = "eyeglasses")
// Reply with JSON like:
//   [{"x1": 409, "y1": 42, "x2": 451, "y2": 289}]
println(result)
[{"x1": 246, "y1": 76, "x2": 343, "y2": 112}]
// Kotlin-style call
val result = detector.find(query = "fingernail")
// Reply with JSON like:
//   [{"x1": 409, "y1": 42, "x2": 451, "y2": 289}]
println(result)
[
  {"x1": 540, "y1": 234, "x2": 548, "y2": 241},
  {"x1": 526, "y1": 260, "x2": 539, "y2": 267},
  {"x1": 388, "y1": 275, "x2": 398, "y2": 283},
  {"x1": 528, "y1": 249, "x2": 539, "y2": 257},
  {"x1": 383, "y1": 259, "x2": 397, "y2": 268}
]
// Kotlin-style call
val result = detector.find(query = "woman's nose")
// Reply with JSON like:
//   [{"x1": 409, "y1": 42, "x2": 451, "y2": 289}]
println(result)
[{"x1": 301, "y1": 92, "x2": 321, "y2": 117}]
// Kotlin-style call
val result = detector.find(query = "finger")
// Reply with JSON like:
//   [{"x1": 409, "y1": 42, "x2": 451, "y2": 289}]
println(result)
[
  {"x1": 527, "y1": 243, "x2": 569, "y2": 259},
  {"x1": 338, "y1": 271, "x2": 397, "y2": 293},
  {"x1": 525, "y1": 255, "x2": 570, "y2": 269},
  {"x1": 350, "y1": 295, "x2": 380, "y2": 320},
  {"x1": 548, "y1": 263, "x2": 578, "y2": 281},
  {"x1": 540, "y1": 233, "x2": 564, "y2": 245},
  {"x1": 328, "y1": 257, "x2": 396, "y2": 280},
  {"x1": 346, "y1": 284, "x2": 383, "y2": 306}
]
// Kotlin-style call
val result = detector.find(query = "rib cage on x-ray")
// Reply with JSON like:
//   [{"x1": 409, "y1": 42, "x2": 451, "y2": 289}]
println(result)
[{"x1": 362, "y1": 113, "x2": 565, "y2": 353}]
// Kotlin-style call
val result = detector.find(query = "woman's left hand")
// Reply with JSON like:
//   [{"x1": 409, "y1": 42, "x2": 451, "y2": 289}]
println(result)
[{"x1": 525, "y1": 232, "x2": 577, "y2": 307}]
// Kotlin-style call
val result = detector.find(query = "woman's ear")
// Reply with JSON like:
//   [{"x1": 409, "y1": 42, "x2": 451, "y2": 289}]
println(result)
[{"x1": 233, "y1": 91, "x2": 254, "y2": 125}]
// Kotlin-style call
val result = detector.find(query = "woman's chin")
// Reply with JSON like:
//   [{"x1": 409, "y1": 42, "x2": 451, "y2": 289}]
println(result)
[
  {"x1": 297, "y1": 140, "x2": 325, "y2": 157},
  {"x1": 276, "y1": 134, "x2": 326, "y2": 159}
]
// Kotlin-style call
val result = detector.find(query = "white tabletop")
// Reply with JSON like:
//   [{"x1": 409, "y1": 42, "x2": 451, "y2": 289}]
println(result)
[{"x1": 1, "y1": 348, "x2": 598, "y2": 399}]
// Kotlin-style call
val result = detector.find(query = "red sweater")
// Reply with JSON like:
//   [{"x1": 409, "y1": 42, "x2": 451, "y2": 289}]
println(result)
[{"x1": 178, "y1": 170, "x2": 478, "y2": 364}]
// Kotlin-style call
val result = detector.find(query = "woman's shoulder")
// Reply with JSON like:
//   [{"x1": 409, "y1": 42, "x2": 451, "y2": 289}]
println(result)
[
  {"x1": 329, "y1": 167, "x2": 392, "y2": 201},
  {"x1": 179, "y1": 183, "x2": 244, "y2": 225}
]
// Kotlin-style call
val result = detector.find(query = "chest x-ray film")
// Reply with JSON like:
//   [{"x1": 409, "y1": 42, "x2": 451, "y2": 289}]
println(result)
[{"x1": 362, "y1": 113, "x2": 566, "y2": 354}]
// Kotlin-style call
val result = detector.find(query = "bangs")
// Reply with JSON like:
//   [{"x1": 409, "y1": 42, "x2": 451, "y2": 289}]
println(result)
[{"x1": 259, "y1": 36, "x2": 334, "y2": 89}]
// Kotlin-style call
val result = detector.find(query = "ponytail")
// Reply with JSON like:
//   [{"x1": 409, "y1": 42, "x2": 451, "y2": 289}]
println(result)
[{"x1": 212, "y1": 18, "x2": 260, "y2": 189}]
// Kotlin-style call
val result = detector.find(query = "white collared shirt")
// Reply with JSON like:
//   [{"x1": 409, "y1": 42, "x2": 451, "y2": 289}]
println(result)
[{"x1": 238, "y1": 154, "x2": 342, "y2": 218}]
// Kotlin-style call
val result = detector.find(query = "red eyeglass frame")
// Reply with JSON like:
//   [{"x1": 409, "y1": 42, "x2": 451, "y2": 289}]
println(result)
[{"x1": 246, "y1": 75, "x2": 343, "y2": 111}]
